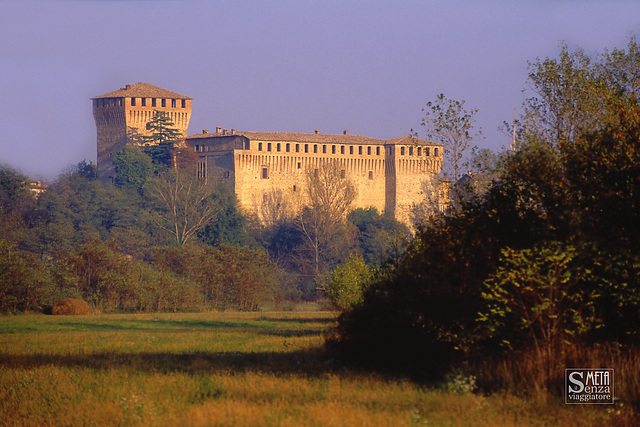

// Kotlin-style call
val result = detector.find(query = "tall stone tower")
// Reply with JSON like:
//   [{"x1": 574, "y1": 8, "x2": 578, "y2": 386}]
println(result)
[{"x1": 92, "y1": 82, "x2": 192, "y2": 181}]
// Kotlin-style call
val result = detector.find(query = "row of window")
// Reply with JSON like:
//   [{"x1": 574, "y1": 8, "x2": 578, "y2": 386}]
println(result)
[
  {"x1": 94, "y1": 98, "x2": 187, "y2": 109},
  {"x1": 254, "y1": 142, "x2": 438, "y2": 157},
  {"x1": 261, "y1": 167, "x2": 375, "y2": 181},
  {"x1": 131, "y1": 98, "x2": 186, "y2": 108}
]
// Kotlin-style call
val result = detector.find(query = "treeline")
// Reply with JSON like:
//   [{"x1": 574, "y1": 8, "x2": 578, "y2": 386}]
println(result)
[
  {"x1": 0, "y1": 135, "x2": 409, "y2": 313},
  {"x1": 329, "y1": 37, "x2": 640, "y2": 403}
]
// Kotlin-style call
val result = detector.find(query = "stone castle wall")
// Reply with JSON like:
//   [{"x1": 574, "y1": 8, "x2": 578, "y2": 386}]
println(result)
[{"x1": 188, "y1": 132, "x2": 443, "y2": 225}]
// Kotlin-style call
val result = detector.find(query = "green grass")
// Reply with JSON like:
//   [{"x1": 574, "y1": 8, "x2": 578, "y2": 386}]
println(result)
[{"x1": 0, "y1": 311, "x2": 635, "y2": 426}]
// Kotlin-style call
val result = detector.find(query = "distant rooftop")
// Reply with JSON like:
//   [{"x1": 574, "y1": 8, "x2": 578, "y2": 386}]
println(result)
[
  {"x1": 188, "y1": 130, "x2": 440, "y2": 146},
  {"x1": 92, "y1": 82, "x2": 192, "y2": 100}
]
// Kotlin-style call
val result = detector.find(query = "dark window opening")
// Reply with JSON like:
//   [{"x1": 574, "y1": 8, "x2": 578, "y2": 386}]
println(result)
[
  {"x1": 305, "y1": 144, "x2": 309, "y2": 153},
  {"x1": 286, "y1": 143, "x2": 290, "y2": 152},
  {"x1": 262, "y1": 167, "x2": 269, "y2": 179},
  {"x1": 297, "y1": 162, "x2": 301, "y2": 169},
  {"x1": 267, "y1": 143, "x2": 272, "y2": 152},
  {"x1": 359, "y1": 146, "x2": 363, "y2": 155},
  {"x1": 322, "y1": 145, "x2": 327, "y2": 154},
  {"x1": 417, "y1": 147, "x2": 422, "y2": 156},
  {"x1": 332, "y1": 145, "x2": 336, "y2": 154},
  {"x1": 131, "y1": 97, "x2": 136, "y2": 106},
  {"x1": 376, "y1": 147, "x2": 380, "y2": 155},
  {"x1": 296, "y1": 144, "x2": 300, "y2": 152},
  {"x1": 368, "y1": 171, "x2": 374, "y2": 180},
  {"x1": 258, "y1": 143, "x2": 263, "y2": 151},
  {"x1": 434, "y1": 148, "x2": 439, "y2": 156},
  {"x1": 162, "y1": 99, "x2": 166, "y2": 107},
  {"x1": 141, "y1": 98, "x2": 146, "y2": 107},
  {"x1": 277, "y1": 143, "x2": 281, "y2": 152},
  {"x1": 409, "y1": 147, "x2": 413, "y2": 156},
  {"x1": 367, "y1": 146, "x2": 371, "y2": 155},
  {"x1": 181, "y1": 99, "x2": 186, "y2": 108},
  {"x1": 152, "y1": 98, "x2": 157, "y2": 107},
  {"x1": 341, "y1": 146, "x2": 345, "y2": 154},
  {"x1": 350, "y1": 146, "x2": 354, "y2": 154},
  {"x1": 171, "y1": 99, "x2": 176, "y2": 108},
  {"x1": 314, "y1": 145, "x2": 318, "y2": 153},
  {"x1": 401, "y1": 147, "x2": 405, "y2": 155}
]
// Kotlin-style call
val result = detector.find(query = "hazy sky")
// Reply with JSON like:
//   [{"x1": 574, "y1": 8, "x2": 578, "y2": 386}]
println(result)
[{"x1": 1, "y1": 1, "x2": 639, "y2": 179}]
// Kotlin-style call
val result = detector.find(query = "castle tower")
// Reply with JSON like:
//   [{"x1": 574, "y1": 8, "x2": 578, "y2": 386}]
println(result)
[{"x1": 92, "y1": 82, "x2": 192, "y2": 181}]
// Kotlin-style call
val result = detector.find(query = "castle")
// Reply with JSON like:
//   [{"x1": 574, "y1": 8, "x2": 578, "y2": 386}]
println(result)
[{"x1": 93, "y1": 83, "x2": 445, "y2": 225}]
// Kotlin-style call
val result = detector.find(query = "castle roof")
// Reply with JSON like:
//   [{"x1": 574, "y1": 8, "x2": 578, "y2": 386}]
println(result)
[
  {"x1": 188, "y1": 131, "x2": 438, "y2": 146},
  {"x1": 92, "y1": 82, "x2": 192, "y2": 100},
  {"x1": 385, "y1": 135, "x2": 443, "y2": 146}
]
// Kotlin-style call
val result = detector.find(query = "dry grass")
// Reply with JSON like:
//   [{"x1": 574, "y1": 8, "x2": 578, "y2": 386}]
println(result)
[{"x1": 0, "y1": 311, "x2": 636, "y2": 426}]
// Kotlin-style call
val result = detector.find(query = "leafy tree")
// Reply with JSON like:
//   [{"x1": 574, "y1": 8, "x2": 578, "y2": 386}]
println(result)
[
  {"x1": 197, "y1": 188, "x2": 252, "y2": 247},
  {"x1": 322, "y1": 253, "x2": 373, "y2": 311},
  {"x1": 0, "y1": 165, "x2": 36, "y2": 217},
  {"x1": 112, "y1": 146, "x2": 155, "y2": 193},
  {"x1": 418, "y1": 93, "x2": 482, "y2": 184},
  {"x1": 347, "y1": 207, "x2": 409, "y2": 265},
  {"x1": 140, "y1": 110, "x2": 183, "y2": 167},
  {"x1": 0, "y1": 238, "x2": 50, "y2": 313}
]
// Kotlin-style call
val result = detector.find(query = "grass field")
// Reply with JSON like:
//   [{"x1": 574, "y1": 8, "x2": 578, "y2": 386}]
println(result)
[{"x1": 0, "y1": 310, "x2": 634, "y2": 426}]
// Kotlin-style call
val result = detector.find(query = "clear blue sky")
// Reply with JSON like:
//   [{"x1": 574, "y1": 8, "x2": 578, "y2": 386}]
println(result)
[{"x1": 1, "y1": 1, "x2": 639, "y2": 179}]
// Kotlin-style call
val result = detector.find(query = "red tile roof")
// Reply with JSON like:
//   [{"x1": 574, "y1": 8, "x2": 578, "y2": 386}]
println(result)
[{"x1": 92, "y1": 82, "x2": 191, "y2": 100}]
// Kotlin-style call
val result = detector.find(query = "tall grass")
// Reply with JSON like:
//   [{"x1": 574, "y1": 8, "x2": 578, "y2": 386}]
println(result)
[{"x1": 0, "y1": 312, "x2": 635, "y2": 426}]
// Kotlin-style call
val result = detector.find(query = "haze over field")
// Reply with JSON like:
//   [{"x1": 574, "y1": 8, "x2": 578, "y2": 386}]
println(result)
[{"x1": 1, "y1": 1, "x2": 639, "y2": 178}]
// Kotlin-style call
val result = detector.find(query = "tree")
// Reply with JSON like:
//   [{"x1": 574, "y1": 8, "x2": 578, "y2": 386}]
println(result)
[
  {"x1": 418, "y1": 94, "x2": 482, "y2": 184},
  {"x1": 145, "y1": 167, "x2": 220, "y2": 245},
  {"x1": 296, "y1": 163, "x2": 358, "y2": 277},
  {"x1": 321, "y1": 253, "x2": 373, "y2": 311},
  {"x1": 347, "y1": 207, "x2": 410, "y2": 265},
  {"x1": 112, "y1": 146, "x2": 155, "y2": 193},
  {"x1": 140, "y1": 110, "x2": 183, "y2": 167}
]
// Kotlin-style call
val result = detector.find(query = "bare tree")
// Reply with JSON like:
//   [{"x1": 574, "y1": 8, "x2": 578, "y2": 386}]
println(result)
[
  {"x1": 146, "y1": 168, "x2": 220, "y2": 245},
  {"x1": 260, "y1": 189, "x2": 293, "y2": 228},
  {"x1": 296, "y1": 163, "x2": 358, "y2": 277}
]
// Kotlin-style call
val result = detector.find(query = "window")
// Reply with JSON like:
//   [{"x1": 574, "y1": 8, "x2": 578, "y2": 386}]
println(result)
[
  {"x1": 350, "y1": 146, "x2": 354, "y2": 154},
  {"x1": 401, "y1": 147, "x2": 405, "y2": 155},
  {"x1": 368, "y1": 171, "x2": 374, "y2": 180},
  {"x1": 131, "y1": 97, "x2": 136, "y2": 106},
  {"x1": 162, "y1": 99, "x2": 166, "y2": 107},
  {"x1": 425, "y1": 147, "x2": 430, "y2": 156},
  {"x1": 367, "y1": 146, "x2": 371, "y2": 155},
  {"x1": 152, "y1": 98, "x2": 157, "y2": 107},
  {"x1": 341, "y1": 146, "x2": 345, "y2": 154},
  {"x1": 262, "y1": 167, "x2": 269, "y2": 179},
  {"x1": 359, "y1": 146, "x2": 363, "y2": 155},
  {"x1": 277, "y1": 143, "x2": 281, "y2": 152},
  {"x1": 409, "y1": 147, "x2": 413, "y2": 156},
  {"x1": 332, "y1": 145, "x2": 336, "y2": 154},
  {"x1": 322, "y1": 145, "x2": 327, "y2": 154},
  {"x1": 286, "y1": 143, "x2": 290, "y2": 152},
  {"x1": 141, "y1": 98, "x2": 146, "y2": 107},
  {"x1": 297, "y1": 162, "x2": 301, "y2": 169},
  {"x1": 305, "y1": 144, "x2": 309, "y2": 153},
  {"x1": 314, "y1": 145, "x2": 318, "y2": 153},
  {"x1": 293, "y1": 185, "x2": 297, "y2": 192},
  {"x1": 296, "y1": 144, "x2": 300, "y2": 152},
  {"x1": 267, "y1": 143, "x2": 271, "y2": 152},
  {"x1": 376, "y1": 147, "x2": 380, "y2": 156},
  {"x1": 181, "y1": 99, "x2": 186, "y2": 108},
  {"x1": 245, "y1": 141, "x2": 250, "y2": 150},
  {"x1": 417, "y1": 147, "x2": 422, "y2": 156},
  {"x1": 171, "y1": 99, "x2": 176, "y2": 108},
  {"x1": 434, "y1": 148, "x2": 439, "y2": 156},
  {"x1": 258, "y1": 143, "x2": 263, "y2": 151}
]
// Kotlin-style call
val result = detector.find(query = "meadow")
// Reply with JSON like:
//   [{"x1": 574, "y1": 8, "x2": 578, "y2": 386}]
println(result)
[{"x1": 0, "y1": 310, "x2": 632, "y2": 426}]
